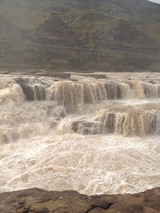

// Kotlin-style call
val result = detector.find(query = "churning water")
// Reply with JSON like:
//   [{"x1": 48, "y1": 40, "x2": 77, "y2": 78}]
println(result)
[{"x1": 0, "y1": 72, "x2": 160, "y2": 195}]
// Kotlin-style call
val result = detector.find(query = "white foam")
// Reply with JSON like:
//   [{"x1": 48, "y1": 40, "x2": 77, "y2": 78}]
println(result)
[
  {"x1": 0, "y1": 134, "x2": 160, "y2": 195},
  {"x1": 1, "y1": 73, "x2": 160, "y2": 195}
]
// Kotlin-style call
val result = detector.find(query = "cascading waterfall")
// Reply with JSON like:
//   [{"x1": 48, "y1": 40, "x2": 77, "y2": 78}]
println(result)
[
  {"x1": 94, "y1": 105, "x2": 160, "y2": 136},
  {"x1": 46, "y1": 80, "x2": 160, "y2": 113},
  {"x1": 1, "y1": 73, "x2": 160, "y2": 195}
]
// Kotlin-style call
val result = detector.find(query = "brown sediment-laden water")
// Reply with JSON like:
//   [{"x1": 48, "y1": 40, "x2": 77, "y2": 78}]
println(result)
[{"x1": 0, "y1": 72, "x2": 160, "y2": 195}]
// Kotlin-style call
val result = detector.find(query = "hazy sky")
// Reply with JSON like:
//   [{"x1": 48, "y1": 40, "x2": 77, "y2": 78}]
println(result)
[{"x1": 148, "y1": 0, "x2": 160, "y2": 4}]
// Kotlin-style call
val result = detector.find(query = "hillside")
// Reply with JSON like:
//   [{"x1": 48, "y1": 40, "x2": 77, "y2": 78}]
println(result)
[
  {"x1": 0, "y1": 16, "x2": 22, "y2": 41},
  {"x1": 33, "y1": 14, "x2": 82, "y2": 48},
  {"x1": 0, "y1": 0, "x2": 160, "y2": 71},
  {"x1": 61, "y1": 0, "x2": 160, "y2": 52}
]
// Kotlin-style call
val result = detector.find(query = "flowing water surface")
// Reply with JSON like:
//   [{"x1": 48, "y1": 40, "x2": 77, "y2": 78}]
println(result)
[{"x1": 0, "y1": 72, "x2": 160, "y2": 195}]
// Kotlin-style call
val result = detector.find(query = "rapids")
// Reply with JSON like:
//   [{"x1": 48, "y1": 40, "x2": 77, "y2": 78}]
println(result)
[{"x1": 0, "y1": 72, "x2": 160, "y2": 195}]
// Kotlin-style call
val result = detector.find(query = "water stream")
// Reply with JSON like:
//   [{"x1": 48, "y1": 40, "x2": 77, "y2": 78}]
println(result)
[{"x1": 0, "y1": 72, "x2": 160, "y2": 195}]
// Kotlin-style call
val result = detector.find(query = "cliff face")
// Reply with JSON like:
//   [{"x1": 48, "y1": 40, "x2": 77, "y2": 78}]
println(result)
[{"x1": 0, "y1": 187, "x2": 160, "y2": 213}]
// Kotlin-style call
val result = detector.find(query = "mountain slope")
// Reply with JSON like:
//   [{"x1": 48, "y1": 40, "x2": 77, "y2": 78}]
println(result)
[
  {"x1": 0, "y1": 0, "x2": 160, "y2": 46},
  {"x1": 0, "y1": 16, "x2": 23, "y2": 41},
  {"x1": 33, "y1": 14, "x2": 82, "y2": 48},
  {"x1": 0, "y1": 0, "x2": 160, "y2": 71},
  {"x1": 100, "y1": 19, "x2": 157, "y2": 49},
  {"x1": 60, "y1": 0, "x2": 160, "y2": 47}
]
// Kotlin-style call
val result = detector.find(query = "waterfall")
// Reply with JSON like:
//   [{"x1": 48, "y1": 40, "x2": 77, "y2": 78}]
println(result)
[
  {"x1": 1, "y1": 76, "x2": 160, "y2": 139},
  {"x1": 1, "y1": 73, "x2": 160, "y2": 195}
]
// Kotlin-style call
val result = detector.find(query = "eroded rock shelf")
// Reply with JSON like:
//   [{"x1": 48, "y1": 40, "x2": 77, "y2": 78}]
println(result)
[{"x1": 0, "y1": 187, "x2": 160, "y2": 213}]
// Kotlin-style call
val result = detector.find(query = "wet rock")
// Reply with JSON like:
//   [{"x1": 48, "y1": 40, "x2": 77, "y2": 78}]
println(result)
[
  {"x1": 15, "y1": 77, "x2": 29, "y2": 85},
  {"x1": 147, "y1": 80, "x2": 156, "y2": 84},
  {"x1": 110, "y1": 203, "x2": 143, "y2": 213},
  {"x1": 0, "y1": 188, "x2": 160, "y2": 213},
  {"x1": 15, "y1": 78, "x2": 35, "y2": 100},
  {"x1": 70, "y1": 78, "x2": 78, "y2": 81},
  {"x1": 84, "y1": 74, "x2": 107, "y2": 79},
  {"x1": 71, "y1": 121, "x2": 103, "y2": 135},
  {"x1": 15, "y1": 78, "x2": 46, "y2": 100},
  {"x1": 71, "y1": 121, "x2": 79, "y2": 133},
  {"x1": 50, "y1": 73, "x2": 71, "y2": 79},
  {"x1": 89, "y1": 207, "x2": 109, "y2": 213},
  {"x1": 88, "y1": 197, "x2": 113, "y2": 210},
  {"x1": 33, "y1": 70, "x2": 48, "y2": 76},
  {"x1": 20, "y1": 84, "x2": 36, "y2": 100}
]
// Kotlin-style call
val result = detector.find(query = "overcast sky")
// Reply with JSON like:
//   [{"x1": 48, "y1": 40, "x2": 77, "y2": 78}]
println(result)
[{"x1": 148, "y1": 0, "x2": 160, "y2": 4}]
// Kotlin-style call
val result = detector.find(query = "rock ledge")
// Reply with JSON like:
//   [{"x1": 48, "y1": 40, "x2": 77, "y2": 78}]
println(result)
[{"x1": 0, "y1": 187, "x2": 160, "y2": 213}]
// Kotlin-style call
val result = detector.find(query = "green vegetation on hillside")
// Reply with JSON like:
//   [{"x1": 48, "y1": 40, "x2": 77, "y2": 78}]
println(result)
[
  {"x1": 1, "y1": 0, "x2": 160, "y2": 43},
  {"x1": 67, "y1": 9, "x2": 116, "y2": 48},
  {"x1": 0, "y1": 0, "x2": 160, "y2": 71}
]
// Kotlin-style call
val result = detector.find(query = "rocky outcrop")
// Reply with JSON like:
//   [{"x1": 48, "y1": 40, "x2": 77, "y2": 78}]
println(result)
[
  {"x1": 15, "y1": 78, "x2": 46, "y2": 101},
  {"x1": 0, "y1": 187, "x2": 160, "y2": 213}
]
